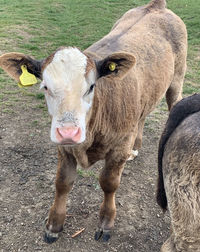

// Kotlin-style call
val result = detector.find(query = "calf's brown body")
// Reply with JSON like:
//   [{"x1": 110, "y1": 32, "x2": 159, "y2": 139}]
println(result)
[{"x1": 0, "y1": 0, "x2": 187, "y2": 243}]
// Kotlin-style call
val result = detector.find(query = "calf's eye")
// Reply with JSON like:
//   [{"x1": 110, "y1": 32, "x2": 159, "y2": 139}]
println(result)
[
  {"x1": 84, "y1": 83, "x2": 96, "y2": 97},
  {"x1": 89, "y1": 84, "x2": 95, "y2": 93}
]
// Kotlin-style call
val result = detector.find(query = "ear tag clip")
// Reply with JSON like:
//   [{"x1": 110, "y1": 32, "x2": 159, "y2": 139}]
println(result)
[
  {"x1": 109, "y1": 62, "x2": 117, "y2": 72},
  {"x1": 18, "y1": 65, "x2": 37, "y2": 88}
]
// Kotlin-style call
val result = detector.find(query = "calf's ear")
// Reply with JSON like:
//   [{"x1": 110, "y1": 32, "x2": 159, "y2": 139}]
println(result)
[
  {"x1": 96, "y1": 52, "x2": 136, "y2": 80},
  {"x1": 0, "y1": 52, "x2": 43, "y2": 82}
]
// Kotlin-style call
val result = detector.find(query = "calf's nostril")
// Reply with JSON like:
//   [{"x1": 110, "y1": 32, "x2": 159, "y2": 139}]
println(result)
[{"x1": 57, "y1": 127, "x2": 79, "y2": 139}]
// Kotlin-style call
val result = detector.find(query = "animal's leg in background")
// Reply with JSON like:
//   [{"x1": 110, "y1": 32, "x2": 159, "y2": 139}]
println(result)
[
  {"x1": 44, "y1": 146, "x2": 77, "y2": 243},
  {"x1": 166, "y1": 51, "x2": 187, "y2": 111},
  {"x1": 95, "y1": 149, "x2": 128, "y2": 242}
]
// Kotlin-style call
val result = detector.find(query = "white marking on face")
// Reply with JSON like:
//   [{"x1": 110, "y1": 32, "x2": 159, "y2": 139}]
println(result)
[{"x1": 41, "y1": 47, "x2": 96, "y2": 145}]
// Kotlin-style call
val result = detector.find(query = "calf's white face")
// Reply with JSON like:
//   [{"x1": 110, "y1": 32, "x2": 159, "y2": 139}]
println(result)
[{"x1": 41, "y1": 47, "x2": 96, "y2": 145}]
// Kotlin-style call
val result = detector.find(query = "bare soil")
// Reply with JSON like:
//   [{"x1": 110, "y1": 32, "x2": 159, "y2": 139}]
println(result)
[{"x1": 0, "y1": 94, "x2": 170, "y2": 252}]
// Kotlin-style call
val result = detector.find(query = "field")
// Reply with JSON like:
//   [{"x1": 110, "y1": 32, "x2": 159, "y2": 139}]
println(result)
[{"x1": 0, "y1": 0, "x2": 200, "y2": 251}]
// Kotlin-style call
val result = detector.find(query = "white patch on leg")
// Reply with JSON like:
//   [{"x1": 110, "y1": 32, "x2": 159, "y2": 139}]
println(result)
[{"x1": 127, "y1": 150, "x2": 138, "y2": 161}]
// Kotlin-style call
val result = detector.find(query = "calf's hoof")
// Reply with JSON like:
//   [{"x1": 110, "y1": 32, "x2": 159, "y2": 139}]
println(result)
[
  {"x1": 94, "y1": 229, "x2": 111, "y2": 242},
  {"x1": 44, "y1": 230, "x2": 59, "y2": 244},
  {"x1": 43, "y1": 217, "x2": 63, "y2": 244}
]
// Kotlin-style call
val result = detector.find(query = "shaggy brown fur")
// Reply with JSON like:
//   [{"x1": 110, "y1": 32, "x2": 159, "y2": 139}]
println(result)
[
  {"x1": 157, "y1": 94, "x2": 200, "y2": 211},
  {"x1": 0, "y1": 0, "x2": 187, "y2": 243},
  {"x1": 157, "y1": 94, "x2": 200, "y2": 251}
]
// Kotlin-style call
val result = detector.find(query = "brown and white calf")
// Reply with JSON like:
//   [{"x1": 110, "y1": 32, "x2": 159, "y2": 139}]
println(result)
[
  {"x1": 0, "y1": 0, "x2": 187, "y2": 243},
  {"x1": 157, "y1": 94, "x2": 200, "y2": 252}
]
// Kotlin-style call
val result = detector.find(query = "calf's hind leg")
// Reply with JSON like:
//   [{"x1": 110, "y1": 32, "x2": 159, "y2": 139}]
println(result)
[
  {"x1": 44, "y1": 146, "x2": 77, "y2": 243},
  {"x1": 95, "y1": 150, "x2": 129, "y2": 242},
  {"x1": 127, "y1": 118, "x2": 145, "y2": 160},
  {"x1": 166, "y1": 51, "x2": 187, "y2": 111}
]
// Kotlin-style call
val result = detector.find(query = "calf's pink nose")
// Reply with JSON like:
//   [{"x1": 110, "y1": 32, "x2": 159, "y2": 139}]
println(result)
[{"x1": 57, "y1": 127, "x2": 79, "y2": 139}]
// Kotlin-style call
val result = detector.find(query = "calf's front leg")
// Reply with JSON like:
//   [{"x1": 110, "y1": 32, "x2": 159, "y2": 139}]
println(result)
[
  {"x1": 44, "y1": 146, "x2": 77, "y2": 243},
  {"x1": 95, "y1": 151, "x2": 128, "y2": 242}
]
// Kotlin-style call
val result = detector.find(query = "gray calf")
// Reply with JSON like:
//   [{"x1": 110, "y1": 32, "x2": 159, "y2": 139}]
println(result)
[{"x1": 157, "y1": 94, "x2": 200, "y2": 251}]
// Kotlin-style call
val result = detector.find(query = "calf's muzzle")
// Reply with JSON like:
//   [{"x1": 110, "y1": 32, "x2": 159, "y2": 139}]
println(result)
[{"x1": 56, "y1": 126, "x2": 81, "y2": 145}]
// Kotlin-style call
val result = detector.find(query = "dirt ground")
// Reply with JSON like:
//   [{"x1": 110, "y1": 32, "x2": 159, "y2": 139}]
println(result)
[{"x1": 0, "y1": 91, "x2": 171, "y2": 252}]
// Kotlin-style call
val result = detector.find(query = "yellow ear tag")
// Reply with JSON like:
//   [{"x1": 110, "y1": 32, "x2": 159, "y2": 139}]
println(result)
[
  {"x1": 18, "y1": 65, "x2": 37, "y2": 88},
  {"x1": 109, "y1": 62, "x2": 117, "y2": 72}
]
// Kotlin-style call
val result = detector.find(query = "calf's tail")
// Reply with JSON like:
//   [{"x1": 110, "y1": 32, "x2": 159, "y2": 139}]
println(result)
[{"x1": 157, "y1": 93, "x2": 200, "y2": 211}]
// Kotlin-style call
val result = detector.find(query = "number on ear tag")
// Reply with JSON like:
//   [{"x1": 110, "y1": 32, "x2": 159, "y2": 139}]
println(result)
[{"x1": 18, "y1": 65, "x2": 37, "y2": 87}]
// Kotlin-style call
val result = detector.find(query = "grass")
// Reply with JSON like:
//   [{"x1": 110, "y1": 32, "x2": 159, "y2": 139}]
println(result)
[
  {"x1": 77, "y1": 168, "x2": 99, "y2": 180},
  {"x1": 77, "y1": 168, "x2": 100, "y2": 189},
  {"x1": 0, "y1": 0, "x2": 199, "y2": 114}
]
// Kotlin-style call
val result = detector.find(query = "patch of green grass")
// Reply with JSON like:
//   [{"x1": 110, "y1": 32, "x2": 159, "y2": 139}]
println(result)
[
  {"x1": 20, "y1": 89, "x2": 45, "y2": 99},
  {"x1": 77, "y1": 168, "x2": 98, "y2": 180},
  {"x1": 12, "y1": 98, "x2": 20, "y2": 102},
  {"x1": 1, "y1": 101, "x2": 13, "y2": 107},
  {"x1": 2, "y1": 108, "x2": 15, "y2": 114},
  {"x1": 32, "y1": 120, "x2": 38, "y2": 126},
  {"x1": 0, "y1": 0, "x2": 199, "y2": 52},
  {"x1": 168, "y1": 0, "x2": 200, "y2": 46},
  {"x1": 183, "y1": 83, "x2": 200, "y2": 95},
  {"x1": 167, "y1": 0, "x2": 200, "y2": 93},
  {"x1": 0, "y1": 0, "x2": 148, "y2": 56},
  {"x1": 3, "y1": 90, "x2": 19, "y2": 95},
  {"x1": 35, "y1": 104, "x2": 46, "y2": 109},
  {"x1": 21, "y1": 90, "x2": 36, "y2": 97},
  {"x1": 35, "y1": 93, "x2": 45, "y2": 100}
]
